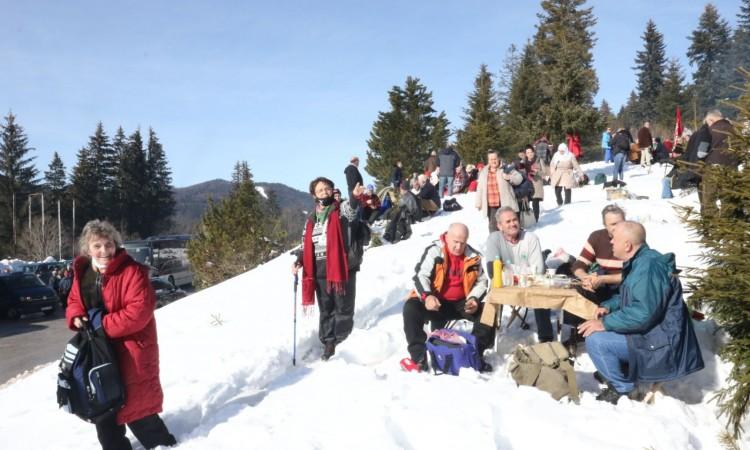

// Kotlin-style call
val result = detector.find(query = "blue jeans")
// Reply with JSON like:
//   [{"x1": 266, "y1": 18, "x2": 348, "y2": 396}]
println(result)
[
  {"x1": 586, "y1": 331, "x2": 634, "y2": 393},
  {"x1": 603, "y1": 147, "x2": 612, "y2": 162},
  {"x1": 438, "y1": 176, "x2": 453, "y2": 198},
  {"x1": 612, "y1": 152, "x2": 625, "y2": 181}
]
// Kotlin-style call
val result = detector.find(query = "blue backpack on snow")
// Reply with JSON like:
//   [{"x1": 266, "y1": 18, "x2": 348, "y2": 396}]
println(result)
[{"x1": 425, "y1": 329, "x2": 481, "y2": 375}]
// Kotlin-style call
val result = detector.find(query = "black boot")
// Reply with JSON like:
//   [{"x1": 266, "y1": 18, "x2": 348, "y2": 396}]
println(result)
[
  {"x1": 321, "y1": 342, "x2": 336, "y2": 361},
  {"x1": 595, "y1": 386, "x2": 624, "y2": 404}
]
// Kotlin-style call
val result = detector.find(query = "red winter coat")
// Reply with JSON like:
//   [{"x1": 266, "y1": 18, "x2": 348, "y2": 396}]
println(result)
[
  {"x1": 65, "y1": 249, "x2": 163, "y2": 425},
  {"x1": 566, "y1": 133, "x2": 582, "y2": 159}
]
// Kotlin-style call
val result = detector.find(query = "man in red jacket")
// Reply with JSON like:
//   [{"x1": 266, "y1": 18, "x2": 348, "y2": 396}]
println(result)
[{"x1": 67, "y1": 220, "x2": 176, "y2": 450}]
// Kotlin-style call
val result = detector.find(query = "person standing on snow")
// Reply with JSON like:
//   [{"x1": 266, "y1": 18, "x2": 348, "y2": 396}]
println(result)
[
  {"x1": 344, "y1": 156, "x2": 364, "y2": 208},
  {"x1": 66, "y1": 220, "x2": 177, "y2": 450},
  {"x1": 293, "y1": 177, "x2": 368, "y2": 361},
  {"x1": 474, "y1": 149, "x2": 523, "y2": 233},
  {"x1": 549, "y1": 143, "x2": 582, "y2": 206}
]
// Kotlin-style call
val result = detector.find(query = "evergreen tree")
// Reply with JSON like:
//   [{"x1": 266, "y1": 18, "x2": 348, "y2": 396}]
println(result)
[
  {"x1": 68, "y1": 123, "x2": 119, "y2": 234},
  {"x1": 720, "y1": 0, "x2": 750, "y2": 109},
  {"x1": 496, "y1": 44, "x2": 521, "y2": 149},
  {"x1": 365, "y1": 76, "x2": 450, "y2": 184},
  {"x1": 69, "y1": 145, "x2": 100, "y2": 233},
  {"x1": 533, "y1": 0, "x2": 601, "y2": 145},
  {"x1": 44, "y1": 152, "x2": 67, "y2": 204},
  {"x1": 144, "y1": 128, "x2": 175, "y2": 236},
  {"x1": 633, "y1": 20, "x2": 666, "y2": 123},
  {"x1": 87, "y1": 123, "x2": 117, "y2": 218},
  {"x1": 687, "y1": 3, "x2": 731, "y2": 113},
  {"x1": 0, "y1": 112, "x2": 38, "y2": 253},
  {"x1": 679, "y1": 70, "x2": 750, "y2": 441},
  {"x1": 188, "y1": 161, "x2": 284, "y2": 289},
  {"x1": 506, "y1": 43, "x2": 545, "y2": 150},
  {"x1": 616, "y1": 90, "x2": 639, "y2": 130},
  {"x1": 120, "y1": 129, "x2": 149, "y2": 238},
  {"x1": 598, "y1": 99, "x2": 615, "y2": 127},
  {"x1": 111, "y1": 127, "x2": 127, "y2": 231},
  {"x1": 655, "y1": 58, "x2": 686, "y2": 129},
  {"x1": 455, "y1": 64, "x2": 503, "y2": 164}
]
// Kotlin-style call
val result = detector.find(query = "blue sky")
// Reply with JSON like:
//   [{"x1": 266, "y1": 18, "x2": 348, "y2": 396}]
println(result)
[{"x1": 1, "y1": 0, "x2": 741, "y2": 193}]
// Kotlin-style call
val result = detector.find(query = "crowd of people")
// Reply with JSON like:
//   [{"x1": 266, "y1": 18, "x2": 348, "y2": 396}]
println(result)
[{"x1": 57, "y1": 111, "x2": 737, "y2": 448}]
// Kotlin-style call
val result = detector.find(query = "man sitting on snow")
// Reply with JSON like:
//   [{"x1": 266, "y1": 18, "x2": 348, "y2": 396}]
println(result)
[
  {"x1": 578, "y1": 221, "x2": 704, "y2": 403},
  {"x1": 401, "y1": 223, "x2": 495, "y2": 372},
  {"x1": 484, "y1": 207, "x2": 548, "y2": 342},
  {"x1": 571, "y1": 204, "x2": 626, "y2": 304}
]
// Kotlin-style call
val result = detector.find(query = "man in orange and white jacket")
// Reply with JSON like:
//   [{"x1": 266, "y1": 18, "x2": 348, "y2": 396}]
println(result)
[{"x1": 401, "y1": 223, "x2": 495, "y2": 372}]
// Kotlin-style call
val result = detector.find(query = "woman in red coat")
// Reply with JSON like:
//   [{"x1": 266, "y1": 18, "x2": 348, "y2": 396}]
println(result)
[{"x1": 66, "y1": 220, "x2": 176, "y2": 450}]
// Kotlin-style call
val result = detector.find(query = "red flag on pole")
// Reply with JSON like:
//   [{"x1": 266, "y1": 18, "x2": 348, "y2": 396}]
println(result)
[{"x1": 674, "y1": 106, "x2": 683, "y2": 139}]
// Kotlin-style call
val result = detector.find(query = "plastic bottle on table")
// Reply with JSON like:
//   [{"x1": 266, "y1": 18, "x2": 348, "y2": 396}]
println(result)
[{"x1": 492, "y1": 257, "x2": 503, "y2": 288}]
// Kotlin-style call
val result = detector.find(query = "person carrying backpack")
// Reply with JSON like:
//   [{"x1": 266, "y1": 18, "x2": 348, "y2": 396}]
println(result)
[{"x1": 66, "y1": 220, "x2": 176, "y2": 450}]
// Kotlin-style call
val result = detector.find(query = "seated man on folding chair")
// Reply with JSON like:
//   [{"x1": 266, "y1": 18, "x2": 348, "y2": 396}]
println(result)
[
  {"x1": 484, "y1": 207, "x2": 549, "y2": 341},
  {"x1": 401, "y1": 223, "x2": 495, "y2": 373},
  {"x1": 578, "y1": 221, "x2": 704, "y2": 404}
]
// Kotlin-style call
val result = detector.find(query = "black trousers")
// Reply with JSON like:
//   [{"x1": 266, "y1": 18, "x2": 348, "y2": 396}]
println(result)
[
  {"x1": 554, "y1": 186, "x2": 571, "y2": 205},
  {"x1": 534, "y1": 309, "x2": 555, "y2": 343},
  {"x1": 403, "y1": 297, "x2": 495, "y2": 362},
  {"x1": 531, "y1": 199, "x2": 541, "y2": 222},
  {"x1": 487, "y1": 206, "x2": 500, "y2": 233},
  {"x1": 96, "y1": 413, "x2": 176, "y2": 450},
  {"x1": 316, "y1": 271, "x2": 357, "y2": 344}
]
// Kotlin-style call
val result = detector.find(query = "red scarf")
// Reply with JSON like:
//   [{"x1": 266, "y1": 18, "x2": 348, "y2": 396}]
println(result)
[{"x1": 301, "y1": 204, "x2": 348, "y2": 308}]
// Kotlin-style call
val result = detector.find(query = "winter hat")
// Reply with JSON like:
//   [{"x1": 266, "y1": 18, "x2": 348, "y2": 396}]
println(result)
[
  {"x1": 366, "y1": 184, "x2": 375, "y2": 192},
  {"x1": 557, "y1": 143, "x2": 569, "y2": 153}
]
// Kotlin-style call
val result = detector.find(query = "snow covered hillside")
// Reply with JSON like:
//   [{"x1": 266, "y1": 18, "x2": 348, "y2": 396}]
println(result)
[{"x1": 0, "y1": 161, "x2": 743, "y2": 450}]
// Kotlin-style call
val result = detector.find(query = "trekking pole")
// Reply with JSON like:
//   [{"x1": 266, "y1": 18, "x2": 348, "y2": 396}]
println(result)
[{"x1": 293, "y1": 273, "x2": 298, "y2": 366}]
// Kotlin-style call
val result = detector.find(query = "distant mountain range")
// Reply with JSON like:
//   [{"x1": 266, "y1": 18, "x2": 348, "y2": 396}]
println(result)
[{"x1": 170, "y1": 179, "x2": 310, "y2": 246}]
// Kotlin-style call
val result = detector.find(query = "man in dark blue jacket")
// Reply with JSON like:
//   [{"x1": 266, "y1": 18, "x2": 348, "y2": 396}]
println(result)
[
  {"x1": 578, "y1": 221, "x2": 704, "y2": 403},
  {"x1": 437, "y1": 145, "x2": 460, "y2": 199}
]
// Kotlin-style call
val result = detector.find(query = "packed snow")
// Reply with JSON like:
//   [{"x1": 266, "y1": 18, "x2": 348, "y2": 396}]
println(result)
[{"x1": 0, "y1": 161, "x2": 744, "y2": 449}]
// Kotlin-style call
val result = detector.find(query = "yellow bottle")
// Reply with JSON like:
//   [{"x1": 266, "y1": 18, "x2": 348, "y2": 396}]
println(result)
[{"x1": 493, "y1": 257, "x2": 503, "y2": 288}]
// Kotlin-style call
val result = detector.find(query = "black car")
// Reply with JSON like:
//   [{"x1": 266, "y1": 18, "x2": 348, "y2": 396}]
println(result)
[
  {"x1": 0, "y1": 273, "x2": 59, "y2": 319},
  {"x1": 151, "y1": 278, "x2": 187, "y2": 308}
]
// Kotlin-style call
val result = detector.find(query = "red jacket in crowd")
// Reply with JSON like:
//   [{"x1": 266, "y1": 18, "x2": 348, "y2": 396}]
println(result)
[{"x1": 66, "y1": 249, "x2": 164, "y2": 425}]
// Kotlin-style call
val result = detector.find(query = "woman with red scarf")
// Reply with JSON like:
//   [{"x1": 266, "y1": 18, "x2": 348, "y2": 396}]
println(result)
[{"x1": 293, "y1": 177, "x2": 367, "y2": 361}]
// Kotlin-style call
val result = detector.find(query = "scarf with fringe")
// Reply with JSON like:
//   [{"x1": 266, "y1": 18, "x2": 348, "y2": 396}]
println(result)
[{"x1": 301, "y1": 203, "x2": 348, "y2": 309}]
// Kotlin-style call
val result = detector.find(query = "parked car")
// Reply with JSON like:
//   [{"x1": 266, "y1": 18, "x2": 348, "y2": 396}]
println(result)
[
  {"x1": 151, "y1": 278, "x2": 187, "y2": 308},
  {"x1": 0, "y1": 273, "x2": 59, "y2": 319}
]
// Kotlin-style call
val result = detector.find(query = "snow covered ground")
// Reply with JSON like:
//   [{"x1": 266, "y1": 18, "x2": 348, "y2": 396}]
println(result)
[{"x1": 0, "y1": 160, "x2": 744, "y2": 450}]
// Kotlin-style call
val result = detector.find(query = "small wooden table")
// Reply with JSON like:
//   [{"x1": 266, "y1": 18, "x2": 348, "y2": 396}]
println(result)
[{"x1": 480, "y1": 285, "x2": 598, "y2": 331}]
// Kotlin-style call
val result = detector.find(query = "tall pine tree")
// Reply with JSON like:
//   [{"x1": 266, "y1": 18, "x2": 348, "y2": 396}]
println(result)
[
  {"x1": 144, "y1": 128, "x2": 175, "y2": 236},
  {"x1": 633, "y1": 20, "x2": 666, "y2": 123},
  {"x1": 533, "y1": 0, "x2": 601, "y2": 145},
  {"x1": 0, "y1": 112, "x2": 38, "y2": 253},
  {"x1": 120, "y1": 129, "x2": 149, "y2": 238},
  {"x1": 598, "y1": 99, "x2": 615, "y2": 127},
  {"x1": 720, "y1": 0, "x2": 750, "y2": 109},
  {"x1": 655, "y1": 58, "x2": 686, "y2": 130},
  {"x1": 506, "y1": 43, "x2": 545, "y2": 150},
  {"x1": 187, "y1": 161, "x2": 284, "y2": 289},
  {"x1": 687, "y1": 4, "x2": 732, "y2": 113},
  {"x1": 111, "y1": 127, "x2": 128, "y2": 231},
  {"x1": 455, "y1": 64, "x2": 503, "y2": 164},
  {"x1": 44, "y1": 152, "x2": 67, "y2": 204},
  {"x1": 365, "y1": 76, "x2": 450, "y2": 184}
]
